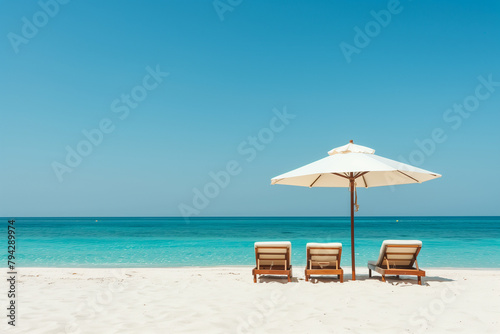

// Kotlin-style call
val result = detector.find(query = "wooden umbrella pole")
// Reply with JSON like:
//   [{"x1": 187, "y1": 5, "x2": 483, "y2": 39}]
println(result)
[{"x1": 350, "y1": 175, "x2": 356, "y2": 281}]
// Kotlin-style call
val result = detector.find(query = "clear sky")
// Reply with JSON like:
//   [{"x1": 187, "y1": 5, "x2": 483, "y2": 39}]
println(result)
[{"x1": 1, "y1": 0, "x2": 499, "y2": 217}]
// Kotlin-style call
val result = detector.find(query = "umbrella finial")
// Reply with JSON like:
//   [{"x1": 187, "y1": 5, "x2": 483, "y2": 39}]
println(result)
[{"x1": 328, "y1": 141, "x2": 375, "y2": 155}]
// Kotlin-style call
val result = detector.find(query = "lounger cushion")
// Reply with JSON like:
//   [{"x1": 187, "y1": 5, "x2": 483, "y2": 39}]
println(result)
[
  {"x1": 306, "y1": 242, "x2": 342, "y2": 249},
  {"x1": 254, "y1": 241, "x2": 291, "y2": 248},
  {"x1": 375, "y1": 240, "x2": 422, "y2": 267}
]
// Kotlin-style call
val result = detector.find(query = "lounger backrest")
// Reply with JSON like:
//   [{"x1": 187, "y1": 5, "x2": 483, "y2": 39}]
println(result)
[
  {"x1": 307, "y1": 243, "x2": 342, "y2": 266},
  {"x1": 254, "y1": 242, "x2": 291, "y2": 268},
  {"x1": 376, "y1": 240, "x2": 422, "y2": 268}
]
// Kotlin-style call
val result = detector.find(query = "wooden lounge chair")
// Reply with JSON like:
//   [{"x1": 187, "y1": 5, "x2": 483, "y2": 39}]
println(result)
[
  {"x1": 367, "y1": 240, "x2": 425, "y2": 285},
  {"x1": 305, "y1": 243, "x2": 343, "y2": 282},
  {"x1": 252, "y1": 242, "x2": 292, "y2": 283}
]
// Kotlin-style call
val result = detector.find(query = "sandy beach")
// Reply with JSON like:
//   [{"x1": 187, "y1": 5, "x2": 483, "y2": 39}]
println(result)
[{"x1": 3, "y1": 267, "x2": 499, "y2": 334}]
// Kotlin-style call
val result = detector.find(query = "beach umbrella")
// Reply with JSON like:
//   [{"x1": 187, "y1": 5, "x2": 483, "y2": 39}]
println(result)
[{"x1": 271, "y1": 140, "x2": 441, "y2": 280}]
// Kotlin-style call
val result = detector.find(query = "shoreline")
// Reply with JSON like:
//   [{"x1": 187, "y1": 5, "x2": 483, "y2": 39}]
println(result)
[{"x1": 14, "y1": 266, "x2": 500, "y2": 270}]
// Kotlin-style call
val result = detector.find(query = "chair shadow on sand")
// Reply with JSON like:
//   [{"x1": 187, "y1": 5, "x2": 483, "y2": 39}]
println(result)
[
  {"x1": 256, "y1": 273, "x2": 454, "y2": 286},
  {"x1": 257, "y1": 275, "x2": 300, "y2": 284}
]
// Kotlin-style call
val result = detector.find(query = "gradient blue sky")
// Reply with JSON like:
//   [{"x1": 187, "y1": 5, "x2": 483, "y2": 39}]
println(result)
[{"x1": 1, "y1": 0, "x2": 499, "y2": 217}]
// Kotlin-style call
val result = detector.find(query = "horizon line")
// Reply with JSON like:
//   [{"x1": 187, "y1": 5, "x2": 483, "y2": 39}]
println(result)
[{"x1": 2, "y1": 215, "x2": 499, "y2": 218}]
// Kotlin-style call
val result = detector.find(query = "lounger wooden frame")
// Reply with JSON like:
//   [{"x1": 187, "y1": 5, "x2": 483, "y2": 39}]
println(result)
[
  {"x1": 252, "y1": 245, "x2": 292, "y2": 283},
  {"x1": 305, "y1": 246, "x2": 343, "y2": 283},
  {"x1": 368, "y1": 244, "x2": 425, "y2": 285}
]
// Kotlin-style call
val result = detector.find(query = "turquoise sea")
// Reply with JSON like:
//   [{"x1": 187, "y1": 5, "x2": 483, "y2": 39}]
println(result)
[{"x1": 4, "y1": 217, "x2": 500, "y2": 268}]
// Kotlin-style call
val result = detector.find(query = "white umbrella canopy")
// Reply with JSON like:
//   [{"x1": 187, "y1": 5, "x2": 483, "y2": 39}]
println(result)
[
  {"x1": 271, "y1": 140, "x2": 441, "y2": 280},
  {"x1": 272, "y1": 143, "x2": 440, "y2": 188}
]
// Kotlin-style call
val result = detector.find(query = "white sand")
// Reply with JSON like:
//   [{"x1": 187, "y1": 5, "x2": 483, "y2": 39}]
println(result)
[{"x1": 2, "y1": 267, "x2": 499, "y2": 334}]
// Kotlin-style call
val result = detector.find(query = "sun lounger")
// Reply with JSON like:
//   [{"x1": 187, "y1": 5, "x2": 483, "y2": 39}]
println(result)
[
  {"x1": 252, "y1": 241, "x2": 292, "y2": 283},
  {"x1": 367, "y1": 240, "x2": 425, "y2": 285},
  {"x1": 305, "y1": 243, "x2": 343, "y2": 282}
]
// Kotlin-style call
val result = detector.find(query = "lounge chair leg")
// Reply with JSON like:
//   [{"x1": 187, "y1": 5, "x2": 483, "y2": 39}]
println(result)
[
  {"x1": 305, "y1": 273, "x2": 308, "y2": 282},
  {"x1": 340, "y1": 274, "x2": 343, "y2": 283},
  {"x1": 418, "y1": 276, "x2": 422, "y2": 285},
  {"x1": 368, "y1": 269, "x2": 372, "y2": 278},
  {"x1": 288, "y1": 274, "x2": 291, "y2": 282},
  {"x1": 253, "y1": 274, "x2": 257, "y2": 283},
  {"x1": 381, "y1": 275, "x2": 385, "y2": 282}
]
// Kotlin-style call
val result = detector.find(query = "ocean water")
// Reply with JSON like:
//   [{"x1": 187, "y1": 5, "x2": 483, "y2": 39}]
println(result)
[{"x1": 4, "y1": 217, "x2": 500, "y2": 268}]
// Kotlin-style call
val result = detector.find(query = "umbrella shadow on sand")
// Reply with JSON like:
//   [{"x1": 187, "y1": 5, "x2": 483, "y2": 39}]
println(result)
[{"x1": 307, "y1": 273, "x2": 454, "y2": 286}]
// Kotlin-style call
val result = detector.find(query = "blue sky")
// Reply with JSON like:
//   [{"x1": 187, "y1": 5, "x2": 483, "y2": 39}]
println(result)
[{"x1": 1, "y1": 0, "x2": 499, "y2": 217}]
